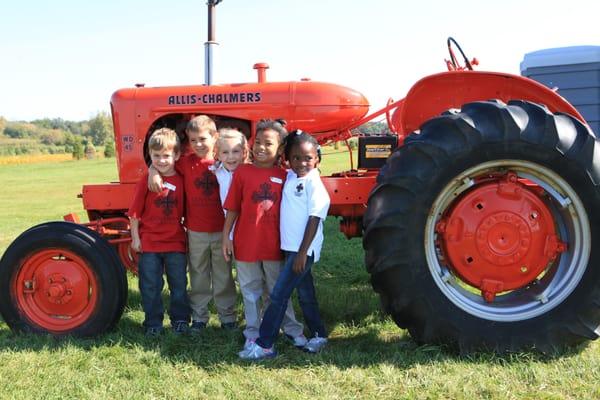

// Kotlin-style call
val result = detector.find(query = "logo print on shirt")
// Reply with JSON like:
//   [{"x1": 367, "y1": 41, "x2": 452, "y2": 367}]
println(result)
[
  {"x1": 252, "y1": 183, "x2": 277, "y2": 204},
  {"x1": 154, "y1": 191, "x2": 176, "y2": 216},
  {"x1": 295, "y1": 182, "x2": 304, "y2": 197},
  {"x1": 252, "y1": 182, "x2": 277, "y2": 221},
  {"x1": 194, "y1": 170, "x2": 218, "y2": 196}
]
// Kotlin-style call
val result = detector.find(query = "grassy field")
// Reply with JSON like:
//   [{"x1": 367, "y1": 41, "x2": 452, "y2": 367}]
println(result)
[{"x1": 1, "y1": 154, "x2": 600, "y2": 399}]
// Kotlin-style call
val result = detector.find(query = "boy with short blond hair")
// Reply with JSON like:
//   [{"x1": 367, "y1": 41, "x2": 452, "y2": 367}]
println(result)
[
  {"x1": 129, "y1": 128, "x2": 190, "y2": 336},
  {"x1": 186, "y1": 114, "x2": 216, "y2": 133},
  {"x1": 149, "y1": 116, "x2": 237, "y2": 332}
]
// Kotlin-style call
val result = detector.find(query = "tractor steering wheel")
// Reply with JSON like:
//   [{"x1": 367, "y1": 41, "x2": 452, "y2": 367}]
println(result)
[{"x1": 446, "y1": 37, "x2": 473, "y2": 71}]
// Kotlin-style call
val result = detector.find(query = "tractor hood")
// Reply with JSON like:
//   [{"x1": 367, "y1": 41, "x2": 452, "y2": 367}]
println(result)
[{"x1": 111, "y1": 80, "x2": 369, "y2": 137}]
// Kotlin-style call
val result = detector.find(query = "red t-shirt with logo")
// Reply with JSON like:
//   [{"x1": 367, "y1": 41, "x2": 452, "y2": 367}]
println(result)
[
  {"x1": 128, "y1": 172, "x2": 186, "y2": 253},
  {"x1": 223, "y1": 164, "x2": 286, "y2": 262},
  {"x1": 176, "y1": 154, "x2": 224, "y2": 232}
]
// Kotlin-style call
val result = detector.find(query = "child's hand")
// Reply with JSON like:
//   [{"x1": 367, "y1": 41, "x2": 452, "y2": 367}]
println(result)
[
  {"x1": 222, "y1": 236, "x2": 234, "y2": 262},
  {"x1": 131, "y1": 238, "x2": 142, "y2": 253},
  {"x1": 293, "y1": 252, "x2": 308, "y2": 274},
  {"x1": 148, "y1": 167, "x2": 164, "y2": 193}
]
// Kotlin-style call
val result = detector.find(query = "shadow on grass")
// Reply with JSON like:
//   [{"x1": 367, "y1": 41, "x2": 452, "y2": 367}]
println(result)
[
  {"x1": 0, "y1": 314, "x2": 585, "y2": 371},
  {"x1": 0, "y1": 285, "x2": 582, "y2": 370}
]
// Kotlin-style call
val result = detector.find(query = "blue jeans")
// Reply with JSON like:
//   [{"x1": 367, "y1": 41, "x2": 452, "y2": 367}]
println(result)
[
  {"x1": 256, "y1": 251, "x2": 327, "y2": 348},
  {"x1": 138, "y1": 252, "x2": 190, "y2": 328}
]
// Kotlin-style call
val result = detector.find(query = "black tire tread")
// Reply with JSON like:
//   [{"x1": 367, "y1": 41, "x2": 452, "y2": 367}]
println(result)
[
  {"x1": 0, "y1": 222, "x2": 128, "y2": 336},
  {"x1": 364, "y1": 99, "x2": 600, "y2": 352}
]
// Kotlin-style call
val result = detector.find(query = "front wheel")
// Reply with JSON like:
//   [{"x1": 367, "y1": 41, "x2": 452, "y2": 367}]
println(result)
[
  {"x1": 0, "y1": 222, "x2": 128, "y2": 336},
  {"x1": 363, "y1": 100, "x2": 600, "y2": 352}
]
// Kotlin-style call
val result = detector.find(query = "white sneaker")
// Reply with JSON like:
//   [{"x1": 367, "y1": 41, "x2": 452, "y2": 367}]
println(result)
[
  {"x1": 287, "y1": 334, "x2": 308, "y2": 348},
  {"x1": 304, "y1": 336, "x2": 327, "y2": 353},
  {"x1": 239, "y1": 341, "x2": 276, "y2": 360},
  {"x1": 243, "y1": 338, "x2": 256, "y2": 351}
]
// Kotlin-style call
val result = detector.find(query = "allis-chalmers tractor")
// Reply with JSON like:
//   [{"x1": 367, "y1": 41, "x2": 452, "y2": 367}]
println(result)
[{"x1": 1, "y1": 5, "x2": 599, "y2": 352}]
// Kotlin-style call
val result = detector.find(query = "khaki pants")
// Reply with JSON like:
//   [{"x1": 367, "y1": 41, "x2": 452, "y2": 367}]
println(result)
[
  {"x1": 188, "y1": 230, "x2": 237, "y2": 324},
  {"x1": 236, "y1": 259, "x2": 304, "y2": 340}
]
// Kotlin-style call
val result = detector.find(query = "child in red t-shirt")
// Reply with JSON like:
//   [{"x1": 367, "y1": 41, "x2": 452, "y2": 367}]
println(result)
[
  {"x1": 149, "y1": 116, "x2": 237, "y2": 332},
  {"x1": 223, "y1": 119, "x2": 305, "y2": 350},
  {"x1": 129, "y1": 128, "x2": 190, "y2": 337}
]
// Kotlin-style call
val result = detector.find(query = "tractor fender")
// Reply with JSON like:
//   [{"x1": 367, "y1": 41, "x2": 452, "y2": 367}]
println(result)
[{"x1": 391, "y1": 71, "x2": 585, "y2": 135}]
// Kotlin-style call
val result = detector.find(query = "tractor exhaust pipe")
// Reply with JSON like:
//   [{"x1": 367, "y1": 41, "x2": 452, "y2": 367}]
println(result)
[{"x1": 204, "y1": 0, "x2": 222, "y2": 85}]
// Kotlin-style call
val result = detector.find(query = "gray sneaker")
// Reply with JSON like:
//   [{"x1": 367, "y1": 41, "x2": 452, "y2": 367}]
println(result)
[
  {"x1": 304, "y1": 336, "x2": 327, "y2": 353},
  {"x1": 286, "y1": 333, "x2": 308, "y2": 348},
  {"x1": 239, "y1": 341, "x2": 276, "y2": 360},
  {"x1": 243, "y1": 338, "x2": 256, "y2": 351}
]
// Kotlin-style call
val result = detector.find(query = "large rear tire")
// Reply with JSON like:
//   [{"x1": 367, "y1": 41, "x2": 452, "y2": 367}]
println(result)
[
  {"x1": 0, "y1": 222, "x2": 128, "y2": 336},
  {"x1": 363, "y1": 100, "x2": 600, "y2": 352}
]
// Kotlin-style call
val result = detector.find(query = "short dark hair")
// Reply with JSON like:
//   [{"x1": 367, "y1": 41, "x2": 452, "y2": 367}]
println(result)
[
  {"x1": 256, "y1": 119, "x2": 288, "y2": 144},
  {"x1": 283, "y1": 129, "x2": 320, "y2": 162}
]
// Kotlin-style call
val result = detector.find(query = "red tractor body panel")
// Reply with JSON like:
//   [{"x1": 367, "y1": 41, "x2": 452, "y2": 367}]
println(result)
[
  {"x1": 392, "y1": 71, "x2": 586, "y2": 136},
  {"x1": 83, "y1": 70, "x2": 588, "y2": 236},
  {"x1": 81, "y1": 183, "x2": 136, "y2": 212},
  {"x1": 110, "y1": 81, "x2": 369, "y2": 184}
]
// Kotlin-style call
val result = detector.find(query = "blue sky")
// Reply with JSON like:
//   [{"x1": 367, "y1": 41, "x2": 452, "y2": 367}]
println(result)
[{"x1": 0, "y1": 0, "x2": 598, "y2": 121}]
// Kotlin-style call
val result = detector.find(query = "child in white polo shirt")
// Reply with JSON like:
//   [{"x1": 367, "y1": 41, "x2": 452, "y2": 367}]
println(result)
[{"x1": 240, "y1": 130, "x2": 330, "y2": 360}]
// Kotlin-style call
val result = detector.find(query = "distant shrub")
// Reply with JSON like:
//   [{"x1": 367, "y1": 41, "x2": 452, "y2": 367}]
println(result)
[
  {"x1": 348, "y1": 137, "x2": 358, "y2": 150},
  {"x1": 4, "y1": 122, "x2": 38, "y2": 139},
  {"x1": 0, "y1": 136, "x2": 65, "y2": 157},
  {"x1": 0, "y1": 116, "x2": 111, "y2": 160},
  {"x1": 85, "y1": 142, "x2": 96, "y2": 159},
  {"x1": 104, "y1": 140, "x2": 115, "y2": 158},
  {"x1": 358, "y1": 121, "x2": 391, "y2": 135},
  {"x1": 72, "y1": 141, "x2": 84, "y2": 160},
  {"x1": 39, "y1": 129, "x2": 67, "y2": 146}
]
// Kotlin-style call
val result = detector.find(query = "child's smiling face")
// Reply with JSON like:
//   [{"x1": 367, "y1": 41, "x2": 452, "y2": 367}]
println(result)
[
  {"x1": 252, "y1": 129, "x2": 281, "y2": 168},
  {"x1": 187, "y1": 129, "x2": 215, "y2": 159},
  {"x1": 289, "y1": 141, "x2": 318, "y2": 177},
  {"x1": 150, "y1": 146, "x2": 179, "y2": 176},
  {"x1": 217, "y1": 137, "x2": 245, "y2": 171}
]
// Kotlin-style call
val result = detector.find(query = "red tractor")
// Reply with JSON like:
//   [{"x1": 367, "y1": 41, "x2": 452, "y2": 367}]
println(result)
[{"x1": 1, "y1": 5, "x2": 599, "y2": 352}]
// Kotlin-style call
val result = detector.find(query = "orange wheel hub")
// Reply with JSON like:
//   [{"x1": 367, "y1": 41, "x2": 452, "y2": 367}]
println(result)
[
  {"x1": 436, "y1": 173, "x2": 566, "y2": 302},
  {"x1": 14, "y1": 249, "x2": 98, "y2": 332}
]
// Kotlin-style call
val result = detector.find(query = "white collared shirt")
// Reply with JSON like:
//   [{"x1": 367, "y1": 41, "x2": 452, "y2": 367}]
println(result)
[
  {"x1": 280, "y1": 168, "x2": 330, "y2": 262},
  {"x1": 213, "y1": 162, "x2": 233, "y2": 207},
  {"x1": 213, "y1": 162, "x2": 235, "y2": 240}
]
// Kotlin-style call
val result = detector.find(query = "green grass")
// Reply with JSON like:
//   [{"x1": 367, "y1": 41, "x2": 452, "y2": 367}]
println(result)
[
  {"x1": 0, "y1": 158, "x2": 118, "y2": 253},
  {"x1": 1, "y1": 155, "x2": 600, "y2": 399}
]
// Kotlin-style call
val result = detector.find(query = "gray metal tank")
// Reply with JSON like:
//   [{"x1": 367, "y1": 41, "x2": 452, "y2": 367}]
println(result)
[{"x1": 521, "y1": 46, "x2": 600, "y2": 136}]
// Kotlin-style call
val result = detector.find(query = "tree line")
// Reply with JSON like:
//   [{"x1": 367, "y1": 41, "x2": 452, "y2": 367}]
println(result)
[
  {"x1": 0, "y1": 112, "x2": 115, "y2": 159},
  {"x1": 356, "y1": 121, "x2": 391, "y2": 135},
  {"x1": 0, "y1": 115, "x2": 390, "y2": 159}
]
